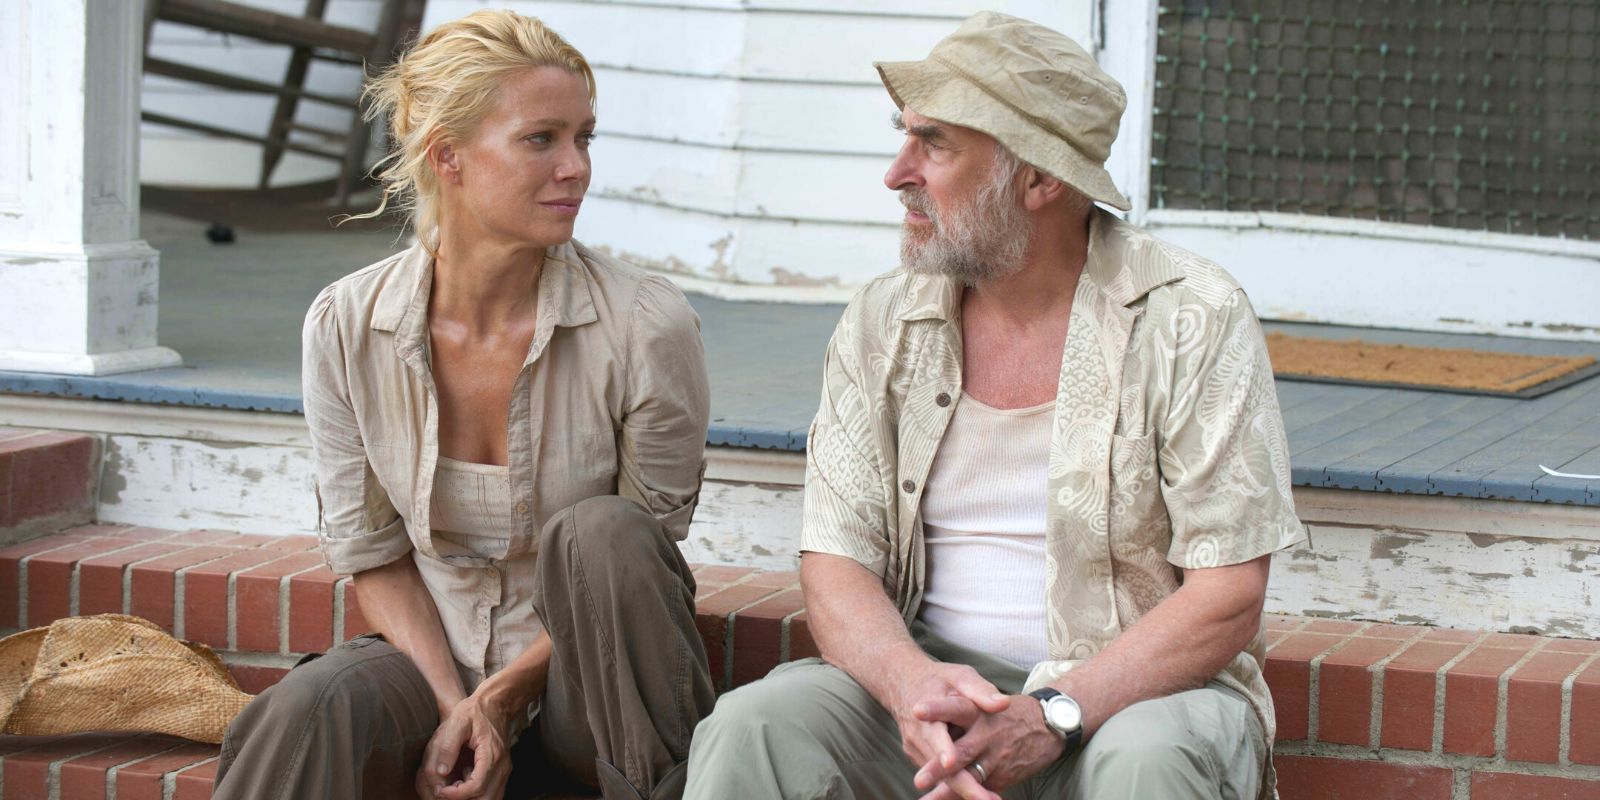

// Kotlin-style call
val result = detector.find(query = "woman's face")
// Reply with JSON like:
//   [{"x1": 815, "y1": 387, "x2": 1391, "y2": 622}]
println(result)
[{"x1": 441, "y1": 66, "x2": 595, "y2": 251}]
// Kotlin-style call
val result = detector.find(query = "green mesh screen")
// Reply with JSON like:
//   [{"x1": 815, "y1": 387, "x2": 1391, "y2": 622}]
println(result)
[{"x1": 1151, "y1": 0, "x2": 1598, "y2": 240}]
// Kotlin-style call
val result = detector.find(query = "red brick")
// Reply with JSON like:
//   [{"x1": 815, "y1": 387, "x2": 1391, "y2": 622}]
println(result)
[
  {"x1": 57, "y1": 734, "x2": 186, "y2": 799},
  {"x1": 128, "y1": 546, "x2": 235, "y2": 633},
  {"x1": 789, "y1": 612, "x2": 819, "y2": 660},
  {"x1": 1506, "y1": 651, "x2": 1588, "y2": 764},
  {"x1": 76, "y1": 542, "x2": 187, "y2": 616},
  {"x1": 233, "y1": 552, "x2": 324, "y2": 653},
  {"x1": 1360, "y1": 623, "x2": 1426, "y2": 640},
  {"x1": 731, "y1": 589, "x2": 805, "y2": 687},
  {"x1": 1301, "y1": 619, "x2": 1366, "y2": 635},
  {"x1": 694, "y1": 583, "x2": 784, "y2": 691},
  {"x1": 115, "y1": 742, "x2": 218, "y2": 800},
  {"x1": 0, "y1": 535, "x2": 91, "y2": 628},
  {"x1": 9, "y1": 432, "x2": 95, "y2": 521},
  {"x1": 257, "y1": 535, "x2": 318, "y2": 553},
  {"x1": 229, "y1": 664, "x2": 291, "y2": 695},
  {"x1": 288, "y1": 566, "x2": 340, "y2": 653},
  {"x1": 1263, "y1": 614, "x2": 1304, "y2": 632},
  {"x1": 1443, "y1": 645, "x2": 1528, "y2": 756},
  {"x1": 23, "y1": 536, "x2": 139, "y2": 626},
  {"x1": 1543, "y1": 638, "x2": 1600, "y2": 654},
  {"x1": 690, "y1": 564, "x2": 756, "y2": 587},
  {"x1": 1422, "y1": 628, "x2": 1482, "y2": 644},
  {"x1": 1570, "y1": 660, "x2": 1600, "y2": 765},
  {"x1": 1273, "y1": 754, "x2": 1451, "y2": 799},
  {"x1": 343, "y1": 579, "x2": 371, "y2": 640},
  {"x1": 173, "y1": 757, "x2": 219, "y2": 800},
  {"x1": 161, "y1": 530, "x2": 263, "y2": 547},
  {"x1": 1471, "y1": 771, "x2": 1600, "y2": 800},
  {"x1": 1, "y1": 733, "x2": 125, "y2": 799},
  {"x1": 1264, "y1": 632, "x2": 1345, "y2": 741},
  {"x1": 1380, "y1": 639, "x2": 1471, "y2": 751},
  {"x1": 1317, "y1": 636, "x2": 1406, "y2": 745},
  {"x1": 744, "y1": 570, "x2": 799, "y2": 589},
  {"x1": 181, "y1": 549, "x2": 290, "y2": 647}
]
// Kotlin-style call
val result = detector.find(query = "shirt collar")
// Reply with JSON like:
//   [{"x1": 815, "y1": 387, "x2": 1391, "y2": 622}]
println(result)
[
  {"x1": 370, "y1": 240, "x2": 600, "y2": 340},
  {"x1": 893, "y1": 209, "x2": 1184, "y2": 322}
]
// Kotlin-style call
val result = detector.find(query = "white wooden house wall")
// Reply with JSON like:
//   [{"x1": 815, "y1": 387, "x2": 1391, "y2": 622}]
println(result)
[{"x1": 142, "y1": 0, "x2": 1599, "y2": 340}]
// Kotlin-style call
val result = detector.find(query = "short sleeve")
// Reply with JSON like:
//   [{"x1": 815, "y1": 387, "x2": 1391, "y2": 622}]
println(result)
[
  {"x1": 619, "y1": 276, "x2": 711, "y2": 541},
  {"x1": 800, "y1": 308, "x2": 892, "y2": 576},
  {"x1": 1158, "y1": 290, "x2": 1307, "y2": 569},
  {"x1": 301, "y1": 286, "x2": 411, "y2": 574}
]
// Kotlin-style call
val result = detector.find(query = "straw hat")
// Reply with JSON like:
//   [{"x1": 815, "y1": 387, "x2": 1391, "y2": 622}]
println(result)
[
  {"x1": 0, "y1": 614, "x2": 252, "y2": 744},
  {"x1": 875, "y1": 11, "x2": 1132, "y2": 211}
]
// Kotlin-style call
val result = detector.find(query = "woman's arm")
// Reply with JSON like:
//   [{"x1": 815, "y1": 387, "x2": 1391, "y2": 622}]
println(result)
[{"x1": 350, "y1": 557, "x2": 467, "y2": 716}]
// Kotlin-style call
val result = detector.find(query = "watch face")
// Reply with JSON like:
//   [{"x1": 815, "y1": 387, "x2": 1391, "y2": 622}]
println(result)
[{"x1": 1046, "y1": 696, "x2": 1082, "y2": 732}]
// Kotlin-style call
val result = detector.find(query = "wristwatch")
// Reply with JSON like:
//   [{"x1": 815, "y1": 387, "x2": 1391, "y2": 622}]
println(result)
[{"x1": 1028, "y1": 688, "x2": 1084, "y2": 753}]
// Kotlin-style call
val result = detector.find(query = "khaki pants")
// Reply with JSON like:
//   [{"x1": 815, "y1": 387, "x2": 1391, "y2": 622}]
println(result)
[
  {"x1": 212, "y1": 496, "x2": 715, "y2": 800},
  {"x1": 684, "y1": 624, "x2": 1266, "y2": 800}
]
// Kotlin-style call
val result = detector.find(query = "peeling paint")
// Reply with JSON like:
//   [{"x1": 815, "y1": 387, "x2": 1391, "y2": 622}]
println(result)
[
  {"x1": 1543, "y1": 322, "x2": 1600, "y2": 335},
  {"x1": 99, "y1": 438, "x2": 127, "y2": 503},
  {"x1": 1369, "y1": 532, "x2": 1422, "y2": 562},
  {"x1": 706, "y1": 234, "x2": 734, "y2": 281},
  {"x1": 1437, "y1": 317, "x2": 1474, "y2": 325},
  {"x1": 5, "y1": 257, "x2": 48, "y2": 266},
  {"x1": 768, "y1": 267, "x2": 840, "y2": 288}
]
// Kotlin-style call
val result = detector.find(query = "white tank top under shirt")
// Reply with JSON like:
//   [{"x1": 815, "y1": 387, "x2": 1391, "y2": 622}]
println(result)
[{"x1": 917, "y1": 392, "x2": 1053, "y2": 670}]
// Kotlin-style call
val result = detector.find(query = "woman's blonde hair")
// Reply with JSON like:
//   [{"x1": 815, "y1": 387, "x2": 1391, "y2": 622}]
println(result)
[{"x1": 351, "y1": 10, "x2": 596, "y2": 248}]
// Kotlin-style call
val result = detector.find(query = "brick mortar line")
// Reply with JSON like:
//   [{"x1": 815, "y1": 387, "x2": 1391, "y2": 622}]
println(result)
[
  {"x1": 1274, "y1": 740, "x2": 1600, "y2": 780},
  {"x1": 172, "y1": 551, "x2": 249, "y2": 640},
  {"x1": 276, "y1": 562, "x2": 329, "y2": 656},
  {"x1": 105, "y1": 742, "x2": 189, "y2": 800},
  {"x1": 43, "y1": 737, "x2": 127, "y2": 800},
  {"x1": 22, "y1": 538, "x2": 155, "y2": 627},
  {"x1": 1560, "y1": 650, "x2": 1600, "y2": 766},
  {"x1": 1304, "y1": 622, "x2": 1373, "y2": 744},
  {"x1": 226, "y1": 551, "x2": 311, "y2": 652},
  {"x1": 716, "y1": 589, "x2": 786, "y2": 690},
  {"x1": 15, "y1": 539, "x2": 100, "y2": 629},
  {"x1": 163, "y1": 755, "x2": 219, "y2": 800},
  {"x1": 778, "y1": 607, "x2": 806, "y2": 663},
  {"x1": 1493, "y1": 640, "x2": 1550, "y2": 759},
  {"x1": 1365, "y1": 626, "x2": 1435, "y2": 749},
  {"x1": 219, "y1": 649, "x2": 304, "y2": 671},
  {"x1": 1432, "y1": 633, "x2": 1491, "y2": 754},
  {"x1": 1451, "y1": 765, "x2": 1469, "y2": 800},
  {"x1": 120, "y1": 546, "x2": 199, "y2": 618}
]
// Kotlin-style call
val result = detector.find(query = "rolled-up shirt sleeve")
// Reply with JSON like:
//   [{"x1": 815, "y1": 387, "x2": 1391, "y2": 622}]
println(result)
[
  {"x1": 800, "y1": 310, "x2": 892, "y2": 577},
  {"x1": 302, "y1": 286, "x2": 411, "y2": 574},
  {"x1": 619, "y1": 275, "x2": 711, "y2": 541}
]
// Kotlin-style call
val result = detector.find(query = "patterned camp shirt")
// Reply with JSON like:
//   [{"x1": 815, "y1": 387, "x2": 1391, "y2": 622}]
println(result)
[{"x1": 800, "y1": 209, "x2": 1308, "y2": 798}]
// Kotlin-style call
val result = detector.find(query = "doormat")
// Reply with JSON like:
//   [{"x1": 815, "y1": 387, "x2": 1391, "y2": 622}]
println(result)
[{"x1": 1265, "y1": 332, "x2": 1600, "y2": 398}]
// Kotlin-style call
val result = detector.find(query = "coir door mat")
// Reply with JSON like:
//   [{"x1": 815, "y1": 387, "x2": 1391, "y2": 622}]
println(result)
[{"x1": 1265, "y1": 332, "x2": 1600, "y2": 398}]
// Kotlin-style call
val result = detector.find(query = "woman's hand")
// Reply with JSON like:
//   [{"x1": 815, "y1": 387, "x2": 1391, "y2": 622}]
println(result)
[{"x1": 415, "y1": 695, "x2": 514, "y2": 800}]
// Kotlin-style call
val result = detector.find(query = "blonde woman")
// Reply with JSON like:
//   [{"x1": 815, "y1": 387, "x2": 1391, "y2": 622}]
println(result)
[{"x1": 212, "y1": 11, "x2": 715, "y2": 800}]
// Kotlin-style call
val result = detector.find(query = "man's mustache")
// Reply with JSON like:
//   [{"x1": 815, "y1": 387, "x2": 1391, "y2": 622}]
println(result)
[{"x1": 899, "y1": 190, "x2": 937, "y2": 225}]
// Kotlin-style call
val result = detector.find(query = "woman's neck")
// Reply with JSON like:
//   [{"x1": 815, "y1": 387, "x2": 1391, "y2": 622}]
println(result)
[{"x1": 431, "y1": 232, "x2": 544, "y2": 337}]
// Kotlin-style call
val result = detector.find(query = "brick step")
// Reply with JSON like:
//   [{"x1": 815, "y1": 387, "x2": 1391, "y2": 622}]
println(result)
[
  {"x1": 0, "y1": 428, "x2": 97, "y2": 541},
  {"x1": 1, "y1": 524, "x2": 1598, "y2": 798}
]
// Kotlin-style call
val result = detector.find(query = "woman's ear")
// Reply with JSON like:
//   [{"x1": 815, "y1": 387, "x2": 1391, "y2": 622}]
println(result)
[
  {"x1": 428, "y1": 138, "x2": 462, "y2": 186},
  {"x1": 1022, "y1": 167, "x2": 1069, "y2": 212}
]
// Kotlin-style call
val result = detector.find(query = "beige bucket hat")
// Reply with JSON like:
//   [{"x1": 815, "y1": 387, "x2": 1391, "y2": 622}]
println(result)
[
  {"x1": 875, "y1": 11, "x2": 1131, "y2": 211},
  {"x1": 0, "y1": 614, "x2": 252, "y2": 744}
]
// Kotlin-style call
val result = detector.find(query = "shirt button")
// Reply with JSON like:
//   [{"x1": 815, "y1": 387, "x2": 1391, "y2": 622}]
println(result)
[
  {"x1": 902, "y1": 479, "x2": 917, "y2": 494},
  {"x1": 515, "y1": 502, "x2": 529, "y2": 514},
  {"x1": 935, "y1": 392, "x2": 951, "y2": 407}
]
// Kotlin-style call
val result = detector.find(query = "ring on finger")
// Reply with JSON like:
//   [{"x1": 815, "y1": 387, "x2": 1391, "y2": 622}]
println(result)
[{"x1": 969, "y1": 760, "x2": 989, "y2": 785}]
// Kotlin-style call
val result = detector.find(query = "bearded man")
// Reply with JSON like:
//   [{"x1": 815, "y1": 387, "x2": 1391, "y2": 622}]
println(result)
[{"x1": 684, "y1": 12, "x2": 1305, "y2": 800}]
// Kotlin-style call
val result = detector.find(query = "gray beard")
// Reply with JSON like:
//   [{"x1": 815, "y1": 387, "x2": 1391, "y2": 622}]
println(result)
[{"x1": 899, "y1": 177, "x2": 1032, "y2": 287}]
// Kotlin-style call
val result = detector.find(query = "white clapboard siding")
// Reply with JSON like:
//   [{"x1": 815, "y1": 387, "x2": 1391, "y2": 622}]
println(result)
[{"x1": 420, "y1": 0, "x2": 1097, "y2": 298}]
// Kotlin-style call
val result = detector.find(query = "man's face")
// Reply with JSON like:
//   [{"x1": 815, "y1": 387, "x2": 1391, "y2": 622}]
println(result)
[{"x1": 884, "y1": 108, "x2": 1031, "y2": 286}]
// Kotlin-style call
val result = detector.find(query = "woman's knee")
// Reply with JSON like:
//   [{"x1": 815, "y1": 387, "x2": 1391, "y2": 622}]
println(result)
[
  {"x1": 540, "y1": 495, "x2": 672, "y2": 568},
  {"x1": 232, "y1": 638, "x2": 432, "y2": 741}
]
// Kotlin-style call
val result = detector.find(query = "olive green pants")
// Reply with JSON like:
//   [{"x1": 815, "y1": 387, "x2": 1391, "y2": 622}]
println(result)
[
  {"x1": 683, "y1": 624, "x2": 1266, "y2": 800},
  {"x1": 212, "y1": 496, "x2": 715, "y2": 800}
]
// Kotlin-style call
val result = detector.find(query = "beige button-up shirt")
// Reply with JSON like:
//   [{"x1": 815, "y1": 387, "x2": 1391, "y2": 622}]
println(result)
[
  {"x1": 302, "y1": 239, "x2": 709, "y2": 690},
  {"x1": 801, "y1": 210, "x2": 1306, "y2": 797}
]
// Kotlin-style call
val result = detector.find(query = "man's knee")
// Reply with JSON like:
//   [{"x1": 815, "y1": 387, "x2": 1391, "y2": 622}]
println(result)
[{"x1": 1071, "y1": 687, "x2": 1259, "y2": 798}]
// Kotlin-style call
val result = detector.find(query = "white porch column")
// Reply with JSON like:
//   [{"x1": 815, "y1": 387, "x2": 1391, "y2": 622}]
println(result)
[{"x1": 0, "y1": 0, "x2": 180, "y2": 376}]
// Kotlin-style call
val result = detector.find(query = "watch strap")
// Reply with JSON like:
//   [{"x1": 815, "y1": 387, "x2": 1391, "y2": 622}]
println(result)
[{"x1": 1027, "y1": 688, "x2": 1084, "y2": 753}]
